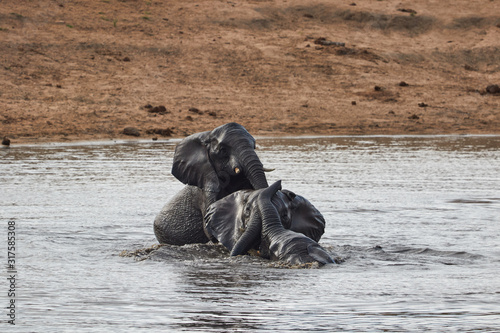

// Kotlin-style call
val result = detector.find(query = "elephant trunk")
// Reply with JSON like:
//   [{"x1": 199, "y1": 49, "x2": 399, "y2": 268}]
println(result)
[
  {"x1": 230, "y1": 212, "x2": 261, "y2": 256},
  {"x1": 258, "y1": 181, "x2": 284, "y2": 238},
  {"x1": 236, "y1": 147, "x2": 268, "y2": 190},
  {"x1": 230, "y1": 181, "x2": 281, "y2": 256}
]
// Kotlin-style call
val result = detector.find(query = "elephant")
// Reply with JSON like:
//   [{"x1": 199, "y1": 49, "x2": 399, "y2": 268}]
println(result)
[
  {"x1": 154, "y1": 122, "x2": 328, "y2": 248},
  {"x1": 154, "y1": 123, "x2": 269, "y2": 245},
  {"x1": 205, "y1": 180, "x2": 335, "y2": 266}
]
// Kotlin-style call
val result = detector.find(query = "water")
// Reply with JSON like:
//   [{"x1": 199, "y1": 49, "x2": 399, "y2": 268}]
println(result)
[{"x1": 1, "y1": 136, "x2": 499, "y2": 332}]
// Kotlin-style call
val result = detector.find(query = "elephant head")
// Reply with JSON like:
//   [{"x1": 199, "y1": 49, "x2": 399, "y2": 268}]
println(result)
[
  {"x1": 275, "y1": 190, "x2": 325, "y2": 242},
  {"x1": 204, "y1": 189, "x2": 264, "y2": 254},
  {"x1": 205, "y1": 181, "x2": 334, "y2": 266},
  {"x1": 172, "y1": 123, "x2": 269, "y2": 206}
]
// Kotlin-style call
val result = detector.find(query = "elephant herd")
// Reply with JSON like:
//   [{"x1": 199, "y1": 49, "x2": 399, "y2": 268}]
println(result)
[{"x1": 154, "y1": 123, "x2": 336, "y2": 266}]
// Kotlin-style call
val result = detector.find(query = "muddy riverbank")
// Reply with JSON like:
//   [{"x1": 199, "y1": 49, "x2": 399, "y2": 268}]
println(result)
[{"x1": 1, "y1": 0, "x2": 499, "y2": 144}]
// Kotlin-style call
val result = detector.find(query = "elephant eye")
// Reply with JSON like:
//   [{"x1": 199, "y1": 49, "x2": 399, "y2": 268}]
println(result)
[
  {"x1": 244, "y1": 206, "x2": 251, "y2": 218},
  {"x1": 214, "y1": 144, "x2": 229, "y2": 158},
  {"x1": 281, "y1": 211, "x2": 291, "y2": 226}
]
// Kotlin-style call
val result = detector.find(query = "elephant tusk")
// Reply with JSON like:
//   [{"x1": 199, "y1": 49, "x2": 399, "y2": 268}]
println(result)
[
  {"x1": 234, "y1": 167, "x2": 241, "y2": 174},
  {"x1": 263, "y1": 167, "x2": 275, "y2": 172}
]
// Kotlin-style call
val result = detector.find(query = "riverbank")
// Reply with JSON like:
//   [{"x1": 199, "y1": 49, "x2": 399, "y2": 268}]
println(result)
[{"x1": 1, "y1": 0, "x2": 499, "y2": 145}]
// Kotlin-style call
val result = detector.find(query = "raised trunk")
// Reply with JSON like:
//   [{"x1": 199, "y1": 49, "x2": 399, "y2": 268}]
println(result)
[
  {"x1": 259, "y1": 200, "x2": 286, "y2": 240},
  {"x1": 258, "y1": 180, "x2": 284, "y2": 239},
  {"x1": 237, "y1": 149, "x2": 268, "y2": 190}
]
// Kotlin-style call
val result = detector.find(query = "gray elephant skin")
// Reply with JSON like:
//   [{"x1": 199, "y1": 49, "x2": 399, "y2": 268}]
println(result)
[
  {"x1": 154, "y1": 123, "x2": 269, "y2": 245},
  {"x1": 154, "y1": 122, "x2": 329, "y2": 259},
  {"x1": 205, "y1": 180, "x2": 335, "y2": 266}
]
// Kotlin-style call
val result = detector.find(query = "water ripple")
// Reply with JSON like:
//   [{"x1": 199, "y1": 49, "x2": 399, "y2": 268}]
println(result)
[{"x1": 2, "y1": 136, "x2": 500, "y2": 332}]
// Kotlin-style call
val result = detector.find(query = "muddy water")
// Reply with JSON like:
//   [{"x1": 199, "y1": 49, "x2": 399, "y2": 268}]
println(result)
[{"x1": 1, "y1": 136, "x2": 499, "y2": 332}]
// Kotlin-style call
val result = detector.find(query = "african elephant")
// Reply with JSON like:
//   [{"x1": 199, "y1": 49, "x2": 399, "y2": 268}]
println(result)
[
  {"x1": 205, "y1": 180, "x2": 335, "y2": 266},
  {"x1": 154, "y1": 123, "x2": 269, "y2": 245}
]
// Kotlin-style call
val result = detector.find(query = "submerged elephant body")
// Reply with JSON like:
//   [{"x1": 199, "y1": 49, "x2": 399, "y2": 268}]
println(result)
[
  {"x1": 154, "y1": 186, "x2": 207, "y2": 245},
  {"x1": 267, "y1": 232, "x2": 334, "y2": 265},
  {"x1": 205, "y1": 181, "x2": 335, "y2": 266}
]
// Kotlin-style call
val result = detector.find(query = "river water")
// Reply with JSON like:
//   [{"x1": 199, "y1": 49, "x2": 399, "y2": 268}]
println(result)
[{"x1": 1, "y1": 136, "x2": 499, "y2": 332}]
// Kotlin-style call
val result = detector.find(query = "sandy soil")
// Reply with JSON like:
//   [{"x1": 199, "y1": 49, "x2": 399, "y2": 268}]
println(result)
[{"x1": 1, "y1": 0, "x2": 499, "y2": 144}]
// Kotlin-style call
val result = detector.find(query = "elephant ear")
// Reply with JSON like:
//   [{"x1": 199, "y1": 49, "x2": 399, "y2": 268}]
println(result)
[
  {"x1": 171, "y1": 131, "x2": 220, "y2": 193},
  {"x1": 204, "y1": 191, "x2": 249, "y2": 251},
  {"x1": 282, "y1": 190, "x2": 326, "y2": 242}
]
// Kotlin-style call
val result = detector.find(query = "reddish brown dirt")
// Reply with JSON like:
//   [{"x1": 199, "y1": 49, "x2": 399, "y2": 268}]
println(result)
[{"x1": 1, "y1": 0, "x2": 499, "y2": 144}]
